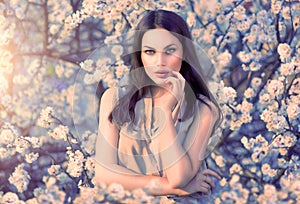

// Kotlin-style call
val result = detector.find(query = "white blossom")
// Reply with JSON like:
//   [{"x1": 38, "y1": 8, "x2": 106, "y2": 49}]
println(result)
[
  {"x1": 37, "y1": 107, "x2": 55, "y2": 128},
  {"x1": 286, "y1": 103, "x2": 300, "y2": 120},
  {"x1": 55, "y1": 65, "x2": 65, "y2": 78},
  {"x1": 207, "y1": 46, "x2": 218, "y2": 59},
  {"x1": 237, "y1": 18, "x2": 252, "y2": 32},
  {"x1": 0, "y1": 50, "x2": 13, "y2": 74},
  {"x1": 240, "y1": 99, "x2": 253, "y2": 113},
  {"x1": 0, "y1": 74, "x2": 8, "y2": 94},
  {"x1": 107, "y1": 183, "x2": 126, "y2": 201},
  {"x1": 268, "y1": 115, "x2": 288, "y2": 132},
  {"x1": 48, "y1": 165, "x2": 60, "y2": 176},
  {"x1": 230, "y1": 163, "x2": 242, "y2": 174},
  {"x1": 233, "y1": 5, "x2": 246, "y2": 21},
  {"x1": 8, "y1": 164, "x2": 30, "y2": 193},
  {"x1": 1, "y1": 94, "x2": 12, "y2": 107},
  {"x1": 15, "y1": 7, "x2": 25, "y2": 20},
  {"x1": 262, "y1": 164, "x2": 277, "y2": 180},
  {"x1": 80, "y1": 131, "x2": 97, "y2": 155},
  {"x1": 277, "y1": 43, "x2": 292, "y2": 62},
  {"x1": 73, "y1": 187, "x2": 99, "y2": 204},
  {"x1": 0, "y1": 147, "x2": 11, "y2": 159},
  {"x1": 111, "y1": 45, "x2": 124, "y2": 58},
  {"x1": 37, "y1": 177, "x2": 66, "y2": 203},
  {"x1": 280, "y1": 62, "x2": 294, "y2": 76},
  {"x1": 0, "y1": 123, "x2": 18, "y2": 145},
  {"x1": 267, "y1": 79, "x2": 284, "y2": 98},
  {"x1": 186, "y1": 11, "x2": 196, "y2": 27},
  {"x1": 191, "y1": 28, "x2": 201, "y2": 39},
  {"x1": 244, "y1": 88, "x2": 255, "y2": 99},
  {"x1": 25, "y1": 136, "x2": 42, "y2": 148},
  {"x1": 271, "y1": 1, "x2": 282, "y2": 14},
  {"x1": 15, "y1": 137, "x2": 30, "y2": 155},
  {"x1": 201, "y1": 30, "x2": 214, "y2": 44},
  {"x1": 48, "y1": 125, "x2": 69, "y2": 141},
  {"x1": 241, "y1": 136, "x2": 251, "y2": 149},
  {"x1": 13, "y1": 74, "x2": 30, "y2": 85},
  {"x1": 257, "y1": 10, "x2": 270, "y2": 25},
  {"x1": 282, "y1": 6, "x2": 291, "y2": 20},
  {"x1": 238, "y1": 51, "x2": 252, "y2": 63},
  {"x1": 80, "y1": 59, "x2": 94, "y2": 72},
  {"x1": 221, "y1": 86, "x2": 237, "y2": 104},
  {"x1": 25, "y1": 152, "x2": 39, "y2": 163},
  {"x1": 115, "y1": 64, "x2": 129, "y2": 79},
  {"x1": 1, "y1": 192, "x2": 21, "y2": 204},
  {"x1": 83, "y1": 73, "x2": 95, "y2": 85},
  {"x1": 249, "y1": 61, "x2": 261, "y2": 71},
  {"x1": 66, "y1": 149, "x2": 84, "y2": 177},
  {"x1": 258, "y1": 184, "x2": 279, "y2": 203},
  {"x1": 217, "y1": 50, "x2": 232, "y2": 68}
]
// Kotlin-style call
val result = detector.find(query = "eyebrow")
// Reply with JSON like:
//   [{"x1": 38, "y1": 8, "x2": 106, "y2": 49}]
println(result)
[{"x1": 142, "y1": 43, "x2": 177, "y2": 50}]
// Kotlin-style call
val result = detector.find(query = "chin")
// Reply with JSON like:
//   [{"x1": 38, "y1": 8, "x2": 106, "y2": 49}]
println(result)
[{"x1": 151, "y1": 78, "x2": 165, "y2": 87}]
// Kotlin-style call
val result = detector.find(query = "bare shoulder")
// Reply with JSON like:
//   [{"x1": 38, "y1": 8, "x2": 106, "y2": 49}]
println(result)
[
  {"x1": 101, "y1": 87, "x2": 118, "y2": 104},
  {"x1": 100, "y1": 87, "x2": 118, "y2": 112},
  {"x1": 101, "y1": 87, "x2": 117, "y2": 101}
]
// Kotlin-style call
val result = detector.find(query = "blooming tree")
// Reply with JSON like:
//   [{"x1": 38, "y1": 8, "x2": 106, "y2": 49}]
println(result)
[{"x1": 0, "y1": 0, "x2": 299, "y2": 203}]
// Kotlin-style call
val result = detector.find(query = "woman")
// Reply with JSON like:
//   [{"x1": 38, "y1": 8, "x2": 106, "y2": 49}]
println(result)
[{"x1": 94, "y1": 9, "x2": 222, "y2": 197}]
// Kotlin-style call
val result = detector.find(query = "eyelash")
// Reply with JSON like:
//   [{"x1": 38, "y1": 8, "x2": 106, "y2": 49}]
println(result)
[
  {"x1": 166, "y1": 48, "x2": 176, "y2": 55},
  {"x1": 144, "y1": 50, "x2": 155, "y2": 55},
  {"x1": 144, "y1": 48, "x2": 176, "y2": 55}
]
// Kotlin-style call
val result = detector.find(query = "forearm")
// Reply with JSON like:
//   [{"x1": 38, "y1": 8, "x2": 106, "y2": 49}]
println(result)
[
  {"x1": 158, "y1": 111, "x2": 195, "y2": 188},
  {"x1": 94, "y1": 162, "x2": 184, "y2": 196}
]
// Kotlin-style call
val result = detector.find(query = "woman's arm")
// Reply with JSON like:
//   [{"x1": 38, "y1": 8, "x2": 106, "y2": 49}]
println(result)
[
  {"x1": 94, "y1": 161, "x2": 186, "y2": 195},
  {"x1": 155, "y1": 96, "x2": 219, "y2": 188},
  {"x1": 94, "y1": 88, "x2": 184, "y2": 195},
  {"x1": 181, "y1": 168, "x2": 221, "y2": 194}
]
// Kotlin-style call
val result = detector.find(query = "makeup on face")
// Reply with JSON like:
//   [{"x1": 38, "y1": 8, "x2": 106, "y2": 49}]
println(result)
[{"x1": 141, "y1": 28, "x2": 183, "y2": 84}]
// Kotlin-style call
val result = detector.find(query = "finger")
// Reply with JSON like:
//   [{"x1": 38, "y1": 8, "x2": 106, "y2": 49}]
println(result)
[
  {"x1": 172, "y1": 71, "x2": 185, "y2": 93},
  {"x1": 164, "y1": 78, "x2": 176, "y2": 91},
  {"x1": 166, "y1": 74, "x2": 184, "y2": 89},
  {"x1": 164, "y1": 76, "x2": 178, "y2": 85},
  {"x1": 171, "y1": 71, "x2": 185, "y2": 81},
  {"x1": 164, "y1": 77, "x2": 180, "y2": 93},
  {"x1": 197, "y1": 185, "x2": 211, "y2": 195},
  {"x1": 199, "y1": 181, "x2": 211, "y2": 190},
  {"x1": 171, "y1": 71, "x2": 185, "y2": 88},
  {"x1": 204, "y1": 176, "x2": 215, "y2": 191},
  {"x1": 202, "y1": 169, "x2": 222, "y2": 180},
  {"x1": 199, "y1": 174, "x2": 215, "y2": 191},
  {"x1": 196, "y1": 174, "x2": 214, "y2": 190},
  {"x1": 169, "y1": 71, "x2": 178, "y2": 78}
]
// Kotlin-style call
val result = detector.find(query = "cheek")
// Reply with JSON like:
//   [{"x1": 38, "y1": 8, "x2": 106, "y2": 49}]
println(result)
[
  {"x1": 141, "y1": 54, "x2": 152, "y2": 67},
  {"x1": 170, "y1": 56, "x2": 183, "y2": 71},
  {"x1": 141, "y1": 53, "x2": 145, "y2": 65}
]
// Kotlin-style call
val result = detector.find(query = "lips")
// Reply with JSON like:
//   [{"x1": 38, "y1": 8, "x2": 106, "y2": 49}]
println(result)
[{"x1": 154, "y1": 70, "x2": 169, "y2": 78}]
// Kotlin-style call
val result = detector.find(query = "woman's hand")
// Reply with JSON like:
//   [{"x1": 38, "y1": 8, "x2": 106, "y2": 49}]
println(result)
[
  {"x1": 179, "y1": 169, "x2": 221, "y2": 195},
  {"x1": 158, "y1": 71, "x2": 185, "y2": 111}
]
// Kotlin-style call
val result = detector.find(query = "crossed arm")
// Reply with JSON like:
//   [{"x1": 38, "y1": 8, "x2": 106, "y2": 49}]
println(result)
[{"x1": 93, "y1": 88, "x2": 220, "y2": 195}]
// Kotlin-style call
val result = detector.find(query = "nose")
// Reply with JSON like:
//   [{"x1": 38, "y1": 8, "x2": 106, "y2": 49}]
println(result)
[{"x1": 157, "y1": 52, "x2": 167, "y2": 67}]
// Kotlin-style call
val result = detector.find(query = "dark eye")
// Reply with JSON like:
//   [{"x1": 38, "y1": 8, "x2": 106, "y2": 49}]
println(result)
[
  {"x1": 166, "y1": 48, "x2": 176, "y2": 55},
  {"x1": 144, "y1": 50, "x2": 155, "y2": 55}
]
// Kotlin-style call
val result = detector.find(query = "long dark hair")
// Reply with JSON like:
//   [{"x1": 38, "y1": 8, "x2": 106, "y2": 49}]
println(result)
[{"x1": 109, "y1": 10, "x2": 221, "y2": 127}]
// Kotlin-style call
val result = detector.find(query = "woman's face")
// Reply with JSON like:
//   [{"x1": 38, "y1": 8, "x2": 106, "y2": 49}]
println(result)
[{"x1": 141, "y1": 28, "x2": 183, "y2": 85}]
